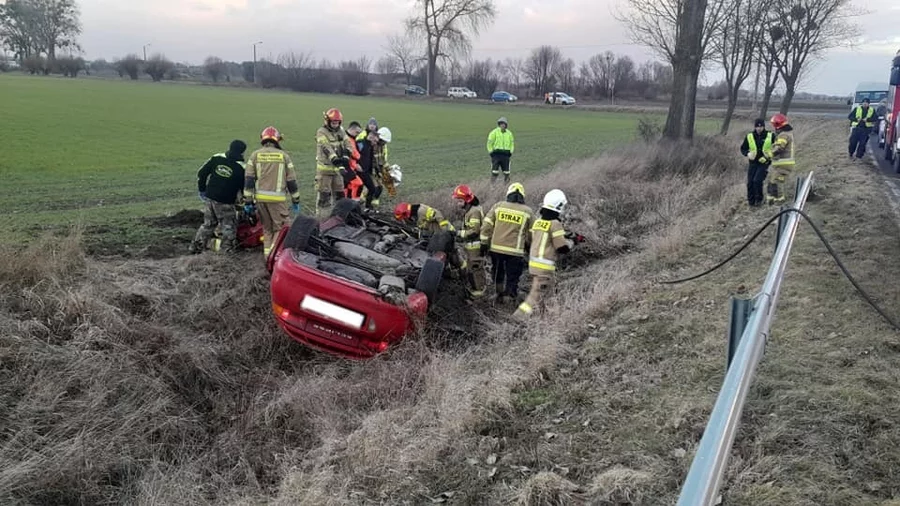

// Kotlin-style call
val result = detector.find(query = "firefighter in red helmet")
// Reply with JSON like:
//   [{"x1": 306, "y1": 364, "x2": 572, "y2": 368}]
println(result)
[
  {"x1": 243, "y1": 126, "x2": 300, "y2": 258},
  {"x1": 315, "y1": 108, "x2": 356, "y2": 217},
  {"x1": 451, "y1": 184, "x2": 486, "y2": 298},
  {"x1": 766, "y1": 113, "x2": 795, "y2": 205}
]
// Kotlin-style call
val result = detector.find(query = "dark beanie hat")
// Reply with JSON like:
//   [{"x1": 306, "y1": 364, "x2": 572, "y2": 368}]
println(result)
[
  {"x1": 227, "y1": 140, "x2": 247, "y2": 160},
  {"x1": 754, "y1": 118, "x2": 765, "y2": 127}
]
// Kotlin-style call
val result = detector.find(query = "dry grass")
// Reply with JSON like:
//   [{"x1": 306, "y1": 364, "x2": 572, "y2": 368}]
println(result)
[{"x1": 2, "y1": 132, "x2": 756, "y2": 505}]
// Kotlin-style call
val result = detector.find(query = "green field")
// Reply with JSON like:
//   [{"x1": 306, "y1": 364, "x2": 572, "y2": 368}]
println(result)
[{"x1": 0, "y1": 74, "x2": 716, "y2": 254}]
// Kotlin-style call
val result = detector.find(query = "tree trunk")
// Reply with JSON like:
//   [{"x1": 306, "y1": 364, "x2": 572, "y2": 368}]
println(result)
[
  {"x1": 779, "y1": 78, "x2": 796, "y2": 114},
  {"x1": 663, "y1": 0, "x2": 708, "y2": 140},
  {"x1": 427, "y1": 54, "x2": 437, "y2": 95},
  {"x1": 720, "y1": 88, "x2": 739, "y2": 135}
]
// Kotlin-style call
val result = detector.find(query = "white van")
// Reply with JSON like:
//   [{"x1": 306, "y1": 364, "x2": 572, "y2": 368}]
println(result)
[{"x1": 447, "y1": 87, "x2": 477, "y2": 99}]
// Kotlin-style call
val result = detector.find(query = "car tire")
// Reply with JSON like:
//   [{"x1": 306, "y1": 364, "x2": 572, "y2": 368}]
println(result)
[
  {"x1": 415, "y1": 257, "x2": 444, "y2": 303},
  {"x1": 426, "y1": 230, "x2": 454, "y2": 255},
  {"x1": 331, "y1": 198, "x2": 362, "y2": 221},
  {"x1": 282, "y1": 216, "x2": 318, "y2": 251}
]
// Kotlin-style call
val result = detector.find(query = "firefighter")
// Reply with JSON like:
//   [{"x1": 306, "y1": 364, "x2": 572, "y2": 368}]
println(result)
[
  {"x1": 487, "y1": 117, "x2": 515, "y2": 183},
  {"x1": 848, "y1": 98, "x2": 876, "y2": 159},
  {"x1": 315, "y1": 108, "x2": 355, "y2": 218},
  {"x1": 393, "y1": 202, "x2": 455, "y2": 236},
  {"x1": 376, "y1": 127, "x2": 397, "y2": 201},
  {"x1": 357, "y1": 127, "x2": 384, "y2": 209},
  {"x1": 480, "y1": 182, "x2": 535, "y2": 304},
  {"x1": 189, "y1": 140, "x2": 247, "y2": 254},
  {"x1": 514, "y1": 189, "x2": 574, "y2": 318},
  {"x1": 244, "y1": 126, "x2": 300, "y2": 258},
  {"x1": 739, "y1": 118, "x2": 774, "y2": 207},
  {"x1": 342, "y1": 121, "x2": 364, "y2": 199},
  {"x1": 766, "y1": 113, "x2": 795, "y2": 205},
  {"x1": 451, "y1": 184, "x2": 486, "y2": 298}
]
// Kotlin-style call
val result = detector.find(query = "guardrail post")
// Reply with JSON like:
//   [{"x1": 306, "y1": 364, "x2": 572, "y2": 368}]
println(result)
[{"x1": 726, "y1": 296, "x2": 753, "y2": 370}]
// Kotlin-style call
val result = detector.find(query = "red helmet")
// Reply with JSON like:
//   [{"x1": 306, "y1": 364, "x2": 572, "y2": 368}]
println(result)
[
  {"x1": 452, "y1": 184, "x2": 475, "y2": 204},
  {"x1": 394, "y1": 202, "x2": 412, "y2": 221},
  {"x1": 324, "y1": 108, "x2": 343, "y2": 124},
  {"x1": 769, "y1": 113, "x2": 788, "y2": 130},
  {"x1": 260, "y1": 126, "x2": 282, "y2": 144}
]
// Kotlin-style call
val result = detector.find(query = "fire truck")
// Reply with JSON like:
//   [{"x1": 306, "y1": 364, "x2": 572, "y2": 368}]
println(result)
[{"x1": 884, "y1": 49, "x2": 900, "y2": 171}]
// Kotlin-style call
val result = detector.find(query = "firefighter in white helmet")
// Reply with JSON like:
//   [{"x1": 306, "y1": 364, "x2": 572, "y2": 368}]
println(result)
[{"x1": 514, "y1": 189, "x2": 578, "y2": 318}]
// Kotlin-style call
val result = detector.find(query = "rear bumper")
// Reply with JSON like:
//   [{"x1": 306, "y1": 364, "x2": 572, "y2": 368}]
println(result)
[{"x1": 270, "y1": 249, "x2": 428, "y2": 359}]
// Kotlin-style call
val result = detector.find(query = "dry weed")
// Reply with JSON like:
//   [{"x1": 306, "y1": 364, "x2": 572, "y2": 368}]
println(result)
[
  {"x1": 514, "y1": 471, "x2": 582, "y2": 506},
  {"x1": 587, "y1": 467, "x2": 652, "y2": 505}
]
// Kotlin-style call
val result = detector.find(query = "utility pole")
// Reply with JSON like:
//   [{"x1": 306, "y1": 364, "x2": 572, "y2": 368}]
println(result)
[
  {"x1": 252, "y1": 41, "x2": 263, "y2": 84},
  {"x1": 143, "y1": 43, "x2": 151, "y2": 61}
]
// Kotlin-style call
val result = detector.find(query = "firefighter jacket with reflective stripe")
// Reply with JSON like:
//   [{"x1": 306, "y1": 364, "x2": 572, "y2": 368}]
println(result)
[
  {"x1": 413, "y1": 204, "x2": 454, "y2": 235},
  {"x1": 850, "y1": 106, "x2": 875, "y2": 128},
  {"x1": 487, "y1": 127, "x2": 515, "y2": 156},
  {"x1": 316, "y1": 126, "x2": 355, "y2": 173},
  {"x1": 771, "y1": 130, "x2": 795, "y2": 167},
  {"x1": 198, "y1": 152, "x2": 245, "y2": 204},
  {"x1": 528, "y1": 218, "x2": 569, "y2": 274},
  {"x1": 741, "y1": 131, "x2": 774, "y2": 165},
  {"x1": 374, "y1": 142, "x2": 389, "y2": 174},
  {"x1": 244, "y1": 146, "x2": 300, "y2": 203},
  {"x1": 458, "y1": 205, "x2": 485, "y2": 251},
  {"x1": 481, "y1": 202, "x2": 534, "y2": 257}
]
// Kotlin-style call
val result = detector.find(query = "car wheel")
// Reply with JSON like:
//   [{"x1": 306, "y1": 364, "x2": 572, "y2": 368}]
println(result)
[
  {"x1": 331, "y1": 198, "x2": 362, "y2": 221},
  {"x1": 415, "y1": 257, "x2": 444, "y2": 303},
  {"x1": 426, "y1": 230, "x2": 455, "y2": 255},
  {"x1": 283, "y1": 216, "x2": 318, "y2": 251}
]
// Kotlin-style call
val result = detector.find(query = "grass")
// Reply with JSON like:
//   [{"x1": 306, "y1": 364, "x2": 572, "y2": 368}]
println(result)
[{"x1": 1, "y1": 74, "x2": 715, "y2": 255}]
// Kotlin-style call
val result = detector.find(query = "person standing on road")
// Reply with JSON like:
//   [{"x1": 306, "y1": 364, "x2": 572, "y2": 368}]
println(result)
[
  {"x1": 244, "y1": 126, "x2": 300, "y2": 258},
  {"x1": 487, "y1": 117, "x2": 515, "y2": 183},
  {"x1": 766, "y1": 113, "x2": 795, "y2": 206},
  {"x1": 848, "y1": 98, "x2": 876, "y2": 159},
  {"x1": 189, "y1": 140, "x2": 247, "y2": 254},
  {"x1": 740, "y1": 118, "x2": 775, "y2": 208},
  {"x1": 451, "y1": 184, "x2": 486, "y2": 298},
  {"x1": 514, "y1": 189, "x2": 575, "y2": 318},
  {"x1": 480, "y1": 182, "x2": 534, "y2": 305},
  {"x1": 315, "y1": 108, "x2": 355, "y2": 217}
]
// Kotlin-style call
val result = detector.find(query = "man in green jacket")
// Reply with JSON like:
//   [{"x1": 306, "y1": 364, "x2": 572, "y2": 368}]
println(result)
[{"x1": 487, "y1": 117, "x2": 515, "y2": 183}]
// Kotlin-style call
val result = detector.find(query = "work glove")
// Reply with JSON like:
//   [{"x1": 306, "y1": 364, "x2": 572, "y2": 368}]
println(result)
[
  {"x1": 336, "y1": 156, "x2": 351, "y2": 169},
  {"x1": 243, "y1": 203, "x2": 256, "y2": 216},
  {"x1": 747, "y1": 151, "x2": 756, "y2": 161},
  {"x1": 198, "y1": 191, "x2": 207, "y2": 201},
  {"x1": 480, "y1": 244, "x2": 490, "y2": 256},
  {"x1": 291, "y1": 202, "x2": 301, "y2": 215}
]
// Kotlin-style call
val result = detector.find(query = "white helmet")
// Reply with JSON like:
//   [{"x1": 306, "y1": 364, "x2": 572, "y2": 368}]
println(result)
[
  {"x1": 389, "y1": 164, "x2": 402, "y2": 186},
  {"x1": 377, "y1": 127, "x2": 392, "y2": 143},
  {"x1": 541, "y1": 189, "x2": 568, "y2": 213}
]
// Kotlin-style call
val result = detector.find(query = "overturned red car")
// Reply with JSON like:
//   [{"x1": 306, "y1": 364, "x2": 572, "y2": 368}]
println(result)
[{"x1": 266, "y1": 200, "x2": 453, "y2": 359}]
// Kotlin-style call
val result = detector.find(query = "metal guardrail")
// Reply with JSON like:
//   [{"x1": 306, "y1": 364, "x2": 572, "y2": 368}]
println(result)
[{"x1": 676, "y1": 171, "x2": 815, "y2": 506}]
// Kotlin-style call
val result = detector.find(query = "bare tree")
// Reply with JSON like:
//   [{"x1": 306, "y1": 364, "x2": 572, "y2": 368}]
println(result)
[
  {"x1": 34, "y1": 0, "x2": 80, "y2": 59},
  {"x1": 613, "y1": 55, "x2": 636, "y2": 98},
  {"x1": 525, "y1": 45, "x2": 562, "y2": 97},
  {"x1": 375, "y1": 55, "x2": 399, "y2": 85},
  {"x1": 114, "y1": 53, "x2": 141, "y2": 80},
  {"x1": 767, "y1": 0, "x2": 854, "y2": 114},
  {"x1": 144, "y1": 53, "x2": 173, "y2": 82},
  {"x1": 340, "y1": 56, "x2": 372, "y2": 95},
  {"x1": 713, "y1": 0, "x2": 769, "y2": 134},
  {"x1": 0, "y1": 0, "x2": 80, "y2": 61},
  {"x1": 556, "y1": 58, "x2": 576, "y2": 94},
  {"x1": 501, "y1": 57, "x2": 525, "y2": 93},
  {"x1": 204, "y1": 56, "x2": 226, "y2": 83},
  {"x1": 465, "y1": 58, "x2": 499, "y2": 96},
  {"x1": 385, "y1": 33, "x2": 420, "y2": 85},
  {"x1": 666, "y1": 0, "x2": 710, "y2": 139},
  {"x1": 617, "y1": 0, "x2": 726, "y2": 65},
  {"x1": 756, "y1": 35, "x2": 783, "y2": 119},
  {"x1": 405, "y1": 0, "x2": 495, "y2": 95}
]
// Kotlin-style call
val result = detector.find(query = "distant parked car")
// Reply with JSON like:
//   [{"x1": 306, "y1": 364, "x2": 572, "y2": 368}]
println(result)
[
  {"x1": 491, "y1": 91, "x2": 518, "y2": 103},
  {"x1": 545, "y1": 92, "x2": 576, "y2": 105},
  {"x1": 448, "y1": 86, "x2": 477, "y2": 99},
  {"x1": 405, "y1": 85, "x2": 426, "y2": 95}
]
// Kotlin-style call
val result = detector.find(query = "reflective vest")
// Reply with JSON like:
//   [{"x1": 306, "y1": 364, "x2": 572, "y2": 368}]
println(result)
[
  {"x1": 481, "y1": 202, "x2": 534, "y2": 257},
  {"x1": 528, "y1": 219, "x2": 568, "y2": 274},
  {"x1": 771, "y1": 131, "x2": 795, "y2": 167},
  {"x1": 746, "y1": 132, "x2": 774, "y2": 163},
  {"x1": 487, "y1": 127, "x2": 515, "y2": 155},
  {"x1": 852, "y1": 106, "x2": 875, "y2": 128}
]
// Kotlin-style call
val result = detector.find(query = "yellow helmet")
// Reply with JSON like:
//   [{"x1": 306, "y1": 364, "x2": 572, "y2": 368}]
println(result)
[{"x1": 506, "y1": 182, "x2": 525, "y2": 198}]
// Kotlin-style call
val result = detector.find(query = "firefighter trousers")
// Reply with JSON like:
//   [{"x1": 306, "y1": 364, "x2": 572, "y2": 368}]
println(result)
[
  {"x1": 491, "y1": 252, "x2": 525, "y2": 300},
  {"x1": 258, "y1": 201, "x2": 290, "y2": 257},
  {"x1": 514, "y1": 274, "x2": 555, "y2": 317},
  {"x1": 765, "y1": 165, "x2": 793, "y2": 205},
  {"x1": 190, "y1": 200, "x2": 237, "y2": 253},
  {"x1": 315, "y1": 170, "x2": 345, "y2": 218},
  {"x1": 464, "y1": 249, "x2": 485, "y2": 297}
]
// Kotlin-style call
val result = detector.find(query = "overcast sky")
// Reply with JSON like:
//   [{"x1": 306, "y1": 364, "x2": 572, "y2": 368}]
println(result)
[{"x1": 77, "y1": 0, "x2": 898, "y2": 96}]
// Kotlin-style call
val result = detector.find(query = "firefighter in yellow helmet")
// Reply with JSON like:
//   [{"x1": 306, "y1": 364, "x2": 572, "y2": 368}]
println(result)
[
  {"x1": 315, "y1": 108, "x2": 355, "y2": 217},
  {"x1": 514, "y1": 189, "x2": 578, "y2": 318},
  {"x1": 766, "y1": 113, "x2": 795, "y2": 205},
  {"x1": 480, "y1": 182, "x2": 535, "y2": 304},
  {"x1": 243, "y1": 126, "x2": 300, "y2": 258},
  {"x1": 451, "y1": 184, "x2": 486, "y2": 298}
]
